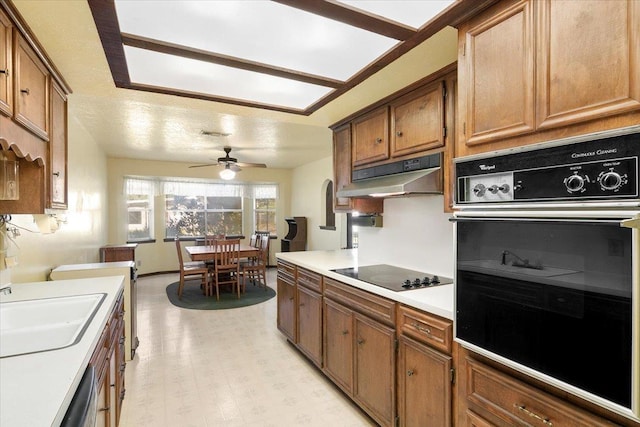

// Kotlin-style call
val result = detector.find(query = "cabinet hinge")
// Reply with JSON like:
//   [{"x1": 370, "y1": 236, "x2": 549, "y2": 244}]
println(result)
[
  {"x1": 442, "y1": 84, "x2": 447, "y2": 99},
  {"x1": 443, "y1": 126, "x2": 447, "y2": 138},
  {"x1": 394, "y1": 338, "x2": 399, "y2": 352},
  {"x1": 395, "y1": 416, "x2": 400, "y2": 427},
  {"x1": 462, "y1": 42, "x2": 466, "y2": 56},
  {"x1": 463, "y1": 122, "x2": 466, "y2": 135},
  {"x1": 450, "y1": 368, "x2": 456, "y2": 384}
]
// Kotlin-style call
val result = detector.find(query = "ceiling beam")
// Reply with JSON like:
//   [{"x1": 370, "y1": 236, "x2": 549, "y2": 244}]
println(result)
[
  {"x1": 272, "y1": 0, "x2": 417, "y2": 41},
  {"x1": 87, "y1": 0, "x2": 130, "y2": 87},
  {"x1": 121, "y1": 33, "x2": 343, "y2": 89}
]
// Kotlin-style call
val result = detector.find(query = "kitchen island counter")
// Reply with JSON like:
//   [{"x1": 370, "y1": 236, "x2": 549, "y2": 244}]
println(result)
[
  {"x1": 276, "y1": 249, "x2": 454, "y2": 320},
  {"x1": 0, "y1": 275, "x2": 124, "y2": 427}
]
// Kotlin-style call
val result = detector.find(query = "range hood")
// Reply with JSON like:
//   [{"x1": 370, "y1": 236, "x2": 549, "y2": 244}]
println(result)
[{"x1": 337, "y1": 153, "x2": 443, "y2": 198}]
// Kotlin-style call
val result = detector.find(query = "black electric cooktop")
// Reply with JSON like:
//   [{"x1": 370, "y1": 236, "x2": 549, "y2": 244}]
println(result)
[{"x1": 330, "y1": 264, "x2": 452, "y2": 292}]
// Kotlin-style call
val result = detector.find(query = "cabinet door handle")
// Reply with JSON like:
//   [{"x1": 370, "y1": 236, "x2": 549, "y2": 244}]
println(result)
[
  {"x1": 396, "y1": 131, "x2": 403, "y2": 137},
  {"x1": 375, "y1": 137, "x2": 382, "y2": 143},
  {"x1": 0, "y1": 69, "x2": 8, "y2": 76},
  {"x1": 99, "y1": 406, "x2": 110, "y2": 412},
  {"x1": 411, "y1": 322, "x2": 431, "y2": 335},
  {"x1": 52, "y1": 171, "x2": 60, "y2": 177},
  {"x1": 357, "y1": 338, "x2": 365, "y2": 345},
  {"x1": 288, "y1": 297, "x2": 294, "y2": 301},
  {"x1": 299, "y1": 302, "x2": 305, "y2": 307},
  {"x1": 341, "y1": 330, "x2": 349, "y2": 335},
  {"x1": 20, "y1": 88, "x2": 30, "y2": 95},
  {"x1": 514, "y1": 404, "x2": 553, "y2": 426},
  {"x1": 407, "y1": 369, "x2": 414, "y2": 376}
]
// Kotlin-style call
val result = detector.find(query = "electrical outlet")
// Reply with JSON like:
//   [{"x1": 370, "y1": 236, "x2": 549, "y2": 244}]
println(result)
[{"x1": 137, "y1": 260, "x2": 142, "y2": 267}]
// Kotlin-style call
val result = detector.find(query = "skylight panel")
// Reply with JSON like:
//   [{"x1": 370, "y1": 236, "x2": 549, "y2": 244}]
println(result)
[
  {"x1": 337, "y1": 0, "x2": 456, "y2": 29},
  {"x1": 115, "y1": 0, "x2": 399, "y2": 81},
  {"x1": 124, "y1": 46, "x2": 334, "y2": 110}
]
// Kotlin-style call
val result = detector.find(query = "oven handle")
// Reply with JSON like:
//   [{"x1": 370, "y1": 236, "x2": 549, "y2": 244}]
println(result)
[{"x1": 449, "y1": 217, "x2": 625, "y2": 225}]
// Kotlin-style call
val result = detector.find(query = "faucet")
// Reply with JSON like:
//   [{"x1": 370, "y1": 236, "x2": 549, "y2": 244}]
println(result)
[
  {"x1": 0, "y1": 285, "x2": 11, "y2": 295},
  {"x1": 501, "y1": 250, "x2": 543, "y2": 270}
]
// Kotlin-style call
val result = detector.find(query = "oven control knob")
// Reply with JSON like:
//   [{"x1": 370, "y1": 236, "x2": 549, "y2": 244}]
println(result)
[
  {"x1": 413, "y1": 278, "x2": 422, "y2": 287},
  {"x1": 431, "y1": 275, "x2": 440, "y2": 284},
  {"x1": 421, "y1": 277, "x2": 431, "y2": 286},
  {"x1": 402, "y1": 280, "x2": 412, "y2": 289},
  {"x1": 598, "y1": 170, "x2": 626, "y2": 191},
  {"x1": 473, "y1": 184, "x2": 487, "y2": 197},
  {"x1": 564, "y1": 174, "x2": 587, "y2": 193}
]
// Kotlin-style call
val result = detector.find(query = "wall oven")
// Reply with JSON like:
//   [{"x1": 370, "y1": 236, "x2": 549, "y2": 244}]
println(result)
[{"x1": 453, "y1": 126, "x2": 640, "y2": 421}]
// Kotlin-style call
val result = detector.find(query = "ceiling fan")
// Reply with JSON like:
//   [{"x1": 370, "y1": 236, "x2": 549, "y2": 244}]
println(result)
[{"x1": 189, "y1": 147, "x2": 267, "y2": 180}]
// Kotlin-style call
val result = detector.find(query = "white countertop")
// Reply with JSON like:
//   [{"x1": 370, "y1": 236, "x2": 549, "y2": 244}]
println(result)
[
  {"x1": 276, "y1": 249, "x2": 454, "y2": 320},
  {"x1": 51, "y1": 261, "x2": 135, "y2": 272},
  {"x1": 0, "y1": 276, "x2": 125, "y2": 427}
]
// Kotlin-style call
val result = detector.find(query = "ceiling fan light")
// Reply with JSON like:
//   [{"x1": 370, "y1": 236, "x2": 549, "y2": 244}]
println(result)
[{"x1": 219, "y1": 165, "x2": 236, "y2": 180}]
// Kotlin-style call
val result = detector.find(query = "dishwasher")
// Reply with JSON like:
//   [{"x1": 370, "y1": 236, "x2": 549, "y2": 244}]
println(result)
[{"x1": 60, "y1": 365, "x2": 97, "y2": 427}]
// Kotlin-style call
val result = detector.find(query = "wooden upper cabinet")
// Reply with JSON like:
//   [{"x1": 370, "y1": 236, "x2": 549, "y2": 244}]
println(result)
[
  {"x1": 332, "y1": 123, "x2": 383, "y2": 214},
  {"x1": 536, "y1": 0, "x2": 640, "y2": 130},
  {"x1": 13, "y1": 31, "x2": 49, "y2": 141},
  {"x1": 391, "y1": 81, "x2": 445, "y2": 158},
  {"x1": 0, "y1": 9, "x2": 12, "y2": 117},
  {"x1": 49, "y1": 80, "x2": 67, "y2": 209},
  {"x1": 458, "y1": 0, "x2": 535, "y2": 147},
  {"x1": 352, "y1": 106, "x2": 389, "y2": 167},
  {"x1": 457, "y1": 0, "x2": 640, "y2": 157}
]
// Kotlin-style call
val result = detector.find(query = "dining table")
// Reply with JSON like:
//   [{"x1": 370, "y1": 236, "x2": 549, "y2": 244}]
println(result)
[{"x1": 185, "y1": 243, "x2": 259, "y2": 262}]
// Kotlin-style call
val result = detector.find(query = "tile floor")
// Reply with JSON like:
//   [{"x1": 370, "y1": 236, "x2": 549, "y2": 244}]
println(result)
[{"x1": 119, "y1": 269, "x2": 377, "y2": 427}]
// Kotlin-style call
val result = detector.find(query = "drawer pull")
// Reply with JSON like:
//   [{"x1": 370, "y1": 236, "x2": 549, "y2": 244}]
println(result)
[
  {"x1": 411, "y1": 322, "x2": 431, "y2": 335},
  {"x1": 396, "y1": 131, "x2": 403, "y2": 137},
  {"x1": 357, "y1": 338, "x2": 365, "y2": 345},
  {"x1": 375, "y1": 137, "x2": 382, "y2": 143},
  {"x1": 341, "y1": 330, "x2": 349, "y2": 336},
  {"x1": 515, "y1": 404, "x2": 553, "y2": 426},
  {"x1": 0, "y1": 68, "x2": 8, "y2": 75},
  {"x1": 99, "y1": 406, "x2": 110, "y2": 412},
  {"x1": 20, "y1": 88, "x2": 30, "y2": 95},
  {"x1": 407, "y1": 369, "x2": 414, "y2": 377}
]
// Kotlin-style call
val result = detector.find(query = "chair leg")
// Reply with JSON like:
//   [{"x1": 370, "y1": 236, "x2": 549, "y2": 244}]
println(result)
[{"x1": 177, "y1": 275, "x2": 184, "y2": 299}]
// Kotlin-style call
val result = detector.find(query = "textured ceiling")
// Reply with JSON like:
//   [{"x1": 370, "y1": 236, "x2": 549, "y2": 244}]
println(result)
[{"x1": 11, "y1": 0, "x2": 459, "y2": 170}]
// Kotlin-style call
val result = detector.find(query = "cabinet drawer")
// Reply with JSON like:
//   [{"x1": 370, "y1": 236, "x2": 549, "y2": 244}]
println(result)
[
  {"x1": 465, "y1": 358, "x2": 616, "y2": 426},
  {"x1": 324, "y1": 277, "x2": 396, "y2": 327},
  {"x1": 297, "y1": 267, "x2": 322, "y2": 292},
  {"x1": 277, "y1": 260, "x2": 296, "y2": 281},
  {"x1": 397, "y1": 305, "x2": 452, "y2": 355}
]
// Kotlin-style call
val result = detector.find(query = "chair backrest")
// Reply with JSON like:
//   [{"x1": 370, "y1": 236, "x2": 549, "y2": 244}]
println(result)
[
  {"x1": 205, "y1": 234, "x2": 224, "y2": 246},
  {"x1": 249, "y1": 234, "x2": 258, "y2": 248},
  {"x1": 214, "y1": 238, "x2": 240, "y2": 269},
  {"x1": 258, "y1": 235, "x2": 270, "y2": 264},
  {"x1": 175, "y1": 237, "x2": 184, "y2": 268}
]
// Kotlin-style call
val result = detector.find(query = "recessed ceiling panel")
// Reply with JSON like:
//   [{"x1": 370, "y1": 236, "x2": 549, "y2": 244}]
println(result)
[
  {"x1": 124, "y1": 46, "x2": 334, "y2": 109},
  {"x1": 115, "y1": 0, "x2": 398, "y2": 81},
  {"x1": 337, "y1": 1, "x2": 456, "y2": 29}
]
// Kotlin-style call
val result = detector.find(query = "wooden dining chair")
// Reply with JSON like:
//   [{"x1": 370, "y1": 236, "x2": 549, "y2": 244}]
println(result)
[
  {"x1": 240, "y1": 234, "x2": 269, "y2": 291},
  {"x1": 175, "y1": 237, "x2": 209, "y2": 299},
  {"x1": 210, "y1": 238, "x2": 241, "y2": 300}
]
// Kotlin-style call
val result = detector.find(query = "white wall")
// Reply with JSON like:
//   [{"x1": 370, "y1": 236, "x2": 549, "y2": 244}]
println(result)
[
  {"x1": 290, "y1": 156, "x2": 343, "y2": 252},
  {"x1": 4, "y1": 113, "x2": 109, "y2": 283},
  {"x1": 357, "y1": 196, "x2": 454, "y2": 278}
]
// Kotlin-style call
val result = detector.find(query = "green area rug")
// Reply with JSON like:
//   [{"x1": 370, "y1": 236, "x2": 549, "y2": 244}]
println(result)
[{"x1": 166, "y1": 280, "x2": 275, "y2": 310}]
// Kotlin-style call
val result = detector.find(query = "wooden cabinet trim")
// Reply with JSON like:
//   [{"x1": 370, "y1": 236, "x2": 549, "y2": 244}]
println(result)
[
  {"x1": 297, "y1": 267, "x2": 322, "y2": 293},
  {"x1": 0, "y1": 8, "x2": 12, "y2": 117},
  {"x1": 324, "y1": 277, "x2": 396, "y2": 327},
  {"x1": 465, "y1": 356, "x2": 616, "y2": 426},
  {"x1": 397, "y1": 305, "x2": 452, "y2": 355}
]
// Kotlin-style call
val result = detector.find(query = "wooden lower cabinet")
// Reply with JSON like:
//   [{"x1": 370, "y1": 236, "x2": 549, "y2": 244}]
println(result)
[
  {"x1": 397, "y1": 305, "x2": 454, "y2": 427},
  {"x1": 457, "y1": 348, "x2": 619, "y2": 427},
  {"x1": 322, "y1": 286, "x2": 396, "y2": 427},
  {"x1": 296, "y1": 282, "x2": 323, "y2": 367},
  {"x1": 91, "y1": 291, "x2": 125, "y2": 427},
  {"x1": 353, "y1": 313, "x2": 396, "y2": 426},
  {"x1": 276, "y1": 264, "x2": 296, "y2": 342},
  {"x1": 397, "y1": 335, "x2": 452, "y2": 427}
]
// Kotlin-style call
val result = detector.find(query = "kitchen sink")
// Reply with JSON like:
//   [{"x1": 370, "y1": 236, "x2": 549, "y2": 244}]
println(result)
[{"x1": 0, "y1": 293, "x2": 106, "y2": 358}]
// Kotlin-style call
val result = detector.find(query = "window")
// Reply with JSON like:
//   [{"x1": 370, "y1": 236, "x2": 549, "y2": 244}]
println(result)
[
  {"x1": 165, "y1": 195, "x2": 243, "y2": 238},
  {"x1": 124, "y1": 176, "x2": 277, "y2": 240},
  {"x1": 125, "y1": 178, "x2": 154, "y2": 242}
]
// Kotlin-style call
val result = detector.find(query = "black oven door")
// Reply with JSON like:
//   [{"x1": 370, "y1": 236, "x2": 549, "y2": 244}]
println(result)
[{"x1": 454, "y1": 215, "x2": 635, "y2": 411}]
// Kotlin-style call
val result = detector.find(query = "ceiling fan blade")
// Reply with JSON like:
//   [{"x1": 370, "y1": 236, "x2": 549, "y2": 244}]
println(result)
[
  {"x1": 235, "y1": 162, "x2": 267, "y2": 168},
  {"x1": 188, "y1": 163, "x2": 219, "y2": 168}
]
